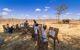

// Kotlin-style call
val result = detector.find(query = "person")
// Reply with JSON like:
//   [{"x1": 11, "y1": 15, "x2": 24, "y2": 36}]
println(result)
[
  {"x1": 20, "y1": 23, "x2": 27, "y2": 35},
  {"x1": 2, "y1": 25, "x2": 7, "y2": 33},
  {"x1": 12, "y1": 25, "x2": 16, "y2": 32},
  {"x1": 6, "y1": 24, "x2": 10, "y2": 33},
  {"x1": 16, "y1": 24, "x2": 19, "y2": 29},
  {"x1": 33, "y1": 24, "x2": 39, "y2": 47},
  {"x1": 20, "y1": 23, "x2": 24, "y2": 29},
  {"x1": 32, "y1": 20, "x2": 38, "y2": 40},
  {"x1": 24, "y1": 20, "x2": 29, "y2": 29},
  {"x1": 37, "y1": 24, "x2": 43, "y2": 50},
  {"x1": 15, "y1": 24, "x2": 20, "y2": 32},
  {"x1": 21, "y1": 20, "x2": 29, "y2": 34},
  {"x1": 41, "y1": 25, "x2": 48, "y2": 50},
  {"x1": 8, "y1": 25, "x2": 14, "y2": 34},
  {"x1": 33, "y1": 20, "x2": 38, "y2": 27}
]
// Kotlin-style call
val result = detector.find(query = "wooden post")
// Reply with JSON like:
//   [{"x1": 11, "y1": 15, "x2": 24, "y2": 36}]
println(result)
[{"x1": 53, "y1": 39, "x2": 56, "y2": 50}]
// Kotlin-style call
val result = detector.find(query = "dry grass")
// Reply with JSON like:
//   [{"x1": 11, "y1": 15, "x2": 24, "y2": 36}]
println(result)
[{"x1": 0, "y1": 20, "x2": 80, "y2": 50}]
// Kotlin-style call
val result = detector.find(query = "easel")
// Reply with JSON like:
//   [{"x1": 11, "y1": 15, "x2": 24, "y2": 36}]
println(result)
[{"x1": 48, "y1": 28, "x2": 59, "y2": 50}]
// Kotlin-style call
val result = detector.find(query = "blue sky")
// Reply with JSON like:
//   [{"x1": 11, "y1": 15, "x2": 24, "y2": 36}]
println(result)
[{"x1": 0, "y1": 0, "x2": 80, "y2": 19}]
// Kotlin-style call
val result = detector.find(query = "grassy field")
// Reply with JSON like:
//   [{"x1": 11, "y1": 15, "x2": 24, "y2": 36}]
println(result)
[{"x1": 0, "y1": 20, "x2": 80, "y2": 50}]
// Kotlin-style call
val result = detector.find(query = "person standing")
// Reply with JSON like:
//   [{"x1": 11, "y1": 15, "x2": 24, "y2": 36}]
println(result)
[
  {"x1": 32, "y1": 20, "x2": 38, "y2": 40},
  {"x1": 34, "y1": 24, "x2": 39, "y2": 47},
  {"x1": 32, "y1": 20, "x2": 40, "y2": 49},
  {"x1": 41, "y1": 25, "x2": 48, "y2": 50}
]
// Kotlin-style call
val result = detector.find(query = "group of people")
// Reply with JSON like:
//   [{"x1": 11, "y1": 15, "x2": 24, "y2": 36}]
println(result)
[
  {"x1": 2, "y1": 20, "x2": 29, "y2": 34},
  {"x1": 2, "y1": 20, "x2": 59, "y2": 50},
  {"x1": 32, "y1": 20, "x2": 59, "y2": 50},
  {"x1": 2, "y1": 24, "x2": 14, "y2": 34}
]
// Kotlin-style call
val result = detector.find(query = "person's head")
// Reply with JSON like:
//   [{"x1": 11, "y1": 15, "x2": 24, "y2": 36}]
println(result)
[
  {"x1": 11, "y1": 26, "x2": 13, "y2": 28},
  {"x1": 25, "y1": 20, "x2": 28, "y2": 22},
  {"x1": 16, "y1": 24, "x2": 17, "y2": 25},
  {"x1": 12, "y1": 25, "x2": 15, "y2": 28},
  {"x1": 2, "y1": 25, "x2": 5, "y2": 27},
  {"x1": 7, "y1": 24, "x2": 9, "y2": 26},
  {"x1": 35, "y1": 24, "x2": 38, "y2": 26},
  {"x1": 16, "y1": 24, "x2": 18, "y2": 26},
  {"x1": 43, "y1": 25, "x2": 47, "y2": 30},
  {"x1": 6, "y1": 24, "x2": 9, "y2": 27},
  {"x1": 25, "y1": 20, "x2": 28, "y2": 23}
]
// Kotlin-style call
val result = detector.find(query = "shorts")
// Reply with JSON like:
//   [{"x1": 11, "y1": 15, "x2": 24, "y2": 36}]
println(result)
[{"x1": 34, "y1": 34, "x2": 38, "y2": 41}]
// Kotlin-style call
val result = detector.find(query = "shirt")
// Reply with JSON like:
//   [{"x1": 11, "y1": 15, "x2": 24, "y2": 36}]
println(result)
[
  {"x1": 42, "y1": 30, "x2": 48, "y2": 42},
  {"x1": 34, "y1": 26, "x2": 39, "y2": 34}
]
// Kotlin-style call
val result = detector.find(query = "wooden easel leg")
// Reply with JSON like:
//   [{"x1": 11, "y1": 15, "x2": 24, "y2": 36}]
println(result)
[
  {"x1": 57, "y1": 38, "x2": 59, "y2": 44},
  {"x1": 53, "y1": 39, "x2": 56, "y2": 50}
]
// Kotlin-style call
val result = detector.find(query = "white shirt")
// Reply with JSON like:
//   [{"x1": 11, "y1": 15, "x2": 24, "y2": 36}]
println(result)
[
  {"x1": 34, "y1": 26, "x2": 39, "y2": 34},
  {"x1": 20, "y1": 24, "x2": 24, "y2": 28},
  {"x1": 42, "y1": 30, "x2": 48, "y2": 42}
]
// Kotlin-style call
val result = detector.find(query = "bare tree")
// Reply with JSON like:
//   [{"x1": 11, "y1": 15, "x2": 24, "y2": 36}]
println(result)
[{"x1": 55, "y1": 4, "x2": 68, "y2": 23}]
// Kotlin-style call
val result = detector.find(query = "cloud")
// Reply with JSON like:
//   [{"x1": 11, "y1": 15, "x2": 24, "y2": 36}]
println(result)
[
  {"x1": 44, "y1": 9, "x2": 48, "y2": 12},
  {"x1": 2, "y1": 8, "x2": 12, "y2": 12},
  {"x1": 61, "y1": 12, "x2": 80, "y2": 19},
  {"x1": 65, "y1": 12, "x2": 80, "y2": 16},
  {"x1": 35, "y1": 8, "x2": 41, "y2": 12},
  {"x1": 45, "y1": 6, "x2": 50, "y2": 9},
  {"x1": 44, "y1": 6, "x2": 50, "y2": 11},
  {"x1": 2, "y1": 12, "x2": 8, "y2": 15},
  {"x1": 1, "y1": 8, "x2": 12, "y2": 16}
]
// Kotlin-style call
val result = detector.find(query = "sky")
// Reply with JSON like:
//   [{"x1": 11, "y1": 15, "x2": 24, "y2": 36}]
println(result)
[{"x1": 0, "y1": 0, "x2": 80, "y2": 19}]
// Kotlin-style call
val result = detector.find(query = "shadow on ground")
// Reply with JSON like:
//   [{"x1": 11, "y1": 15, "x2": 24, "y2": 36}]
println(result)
[{"x1": 0, "y1": 32, "x2": 80, "y2": 50}]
